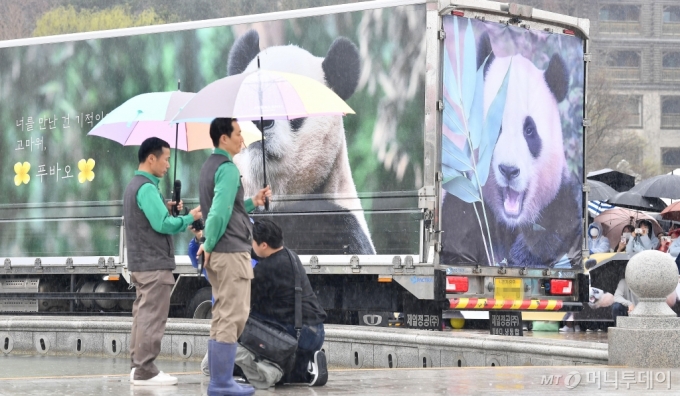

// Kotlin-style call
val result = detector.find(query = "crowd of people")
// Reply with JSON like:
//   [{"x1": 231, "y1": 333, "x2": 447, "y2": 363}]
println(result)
[
  {"x1": 123, "y1": 118, "x2": 328, "y2": 394},
  {"x1": 575, "y1": 218, "x2": 680, "y2": 332},
  {"x1": 586, "y1": 219, "x2": 680, "y2": 256}
]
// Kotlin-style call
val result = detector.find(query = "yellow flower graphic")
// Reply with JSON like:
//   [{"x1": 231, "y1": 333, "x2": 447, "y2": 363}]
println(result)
[
  {"x1": 14, "y1": 162, "x2": 30, "y2": 186},
  {"x1": 78, "y1": 158, "x2": 95, "y2": 183}
]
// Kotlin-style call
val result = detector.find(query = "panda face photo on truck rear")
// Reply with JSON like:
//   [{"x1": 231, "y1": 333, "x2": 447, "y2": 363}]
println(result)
[{"x1": 439, "y1": 15, "x2": 584, "y2": 269}]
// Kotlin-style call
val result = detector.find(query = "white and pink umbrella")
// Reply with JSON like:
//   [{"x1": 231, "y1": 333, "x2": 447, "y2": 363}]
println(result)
[
  {"x1": 172, "y1": 60, "x2": 355, "y2": 209},
  {"x1": 88, "y1": 88, "x2": 261, "y2": 182}
]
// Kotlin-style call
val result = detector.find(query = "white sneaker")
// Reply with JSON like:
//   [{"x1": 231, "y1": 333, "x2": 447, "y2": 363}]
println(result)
[
  {"x1": 133, "y1": 372, "x2": 178, "y2": 386},
  {"x1": 308, "y1": 350, "x2": 328, "y2": 387},
  {"x1": 559, "y1": 325, "x2": 574, "y2": 332},
  {"x1": 130, "y1": 368, "x2": 135, "y2": 381},
  {"x1": 158, "y1": 372, "x2": 177, "y2": 379}
]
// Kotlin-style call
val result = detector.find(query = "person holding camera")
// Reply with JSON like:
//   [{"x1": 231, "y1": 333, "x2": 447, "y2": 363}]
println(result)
[
  {"x1": 615, "y1": 225, "x2": 635, "y2": 253},
  {"x1": 626, "y1": 219, "x2": 659, "y2": 254},
  {"x1": 239, "y1": 219, "x2": 328, "y2": 387},
  {"x1": 124, "y1": 137, "x2": 202, "y2": 386},
  {"x1": 197, "y1": 118, "x2": 270, "y2": 396},
  {"x1": 657, "y1": 232, "x2": 672, "y2": 253}
]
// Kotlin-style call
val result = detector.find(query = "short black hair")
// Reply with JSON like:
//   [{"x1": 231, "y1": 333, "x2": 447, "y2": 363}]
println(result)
[
  {"x1": 138, "y1": 137, "x2": 170, "y2": 163},
  {"x1": 638, "y1": 219, "x2": 653, "y2": 231},
  {"x1": 210, "y1": 118, "x2": 236, "y2": 148},
  {"x1": 252, "y1": 219, "x2": 283, "y2": 249},
  {"x1": 622, "y1": 225, "x2": 634, "y2": 233}
]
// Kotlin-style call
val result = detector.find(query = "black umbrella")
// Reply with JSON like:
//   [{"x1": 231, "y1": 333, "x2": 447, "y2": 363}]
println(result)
[
  {"x1": 586, "y1": 179, "x2": 618, "y2": 202},
  {"x1": 587, "y1": 168, "x2": 635, "y2": 192},
  {"x1": 629, "y1": 174, "x2": 680, "y2": 199},
  {"x1": 608, "y1": 191, "x2": 667, "y2": 212}
]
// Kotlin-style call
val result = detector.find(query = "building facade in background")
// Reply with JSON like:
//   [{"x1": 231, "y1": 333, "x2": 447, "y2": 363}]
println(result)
[
  {"x1": 522, "y1": 0, "x2": 680, "y2": 177},
  {"x1": 593, "y1": 1, "x2": 680, "y2": 173}
]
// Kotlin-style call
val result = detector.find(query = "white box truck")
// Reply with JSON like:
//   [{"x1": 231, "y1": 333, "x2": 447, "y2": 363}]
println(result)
[{"x1": 0, "y1": 0, "x2": 590, "y2": 328}]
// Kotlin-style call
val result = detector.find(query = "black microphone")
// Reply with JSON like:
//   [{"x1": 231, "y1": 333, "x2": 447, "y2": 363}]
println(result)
[
  {"x1": 198, "y1": 236, "x2": 206, "y2": 275},
  {"x1": 172, "y1": 180, "x2": 181, "y2": 217}
]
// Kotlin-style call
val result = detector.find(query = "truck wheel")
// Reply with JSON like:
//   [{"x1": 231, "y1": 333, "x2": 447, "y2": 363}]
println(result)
[{"x1": 186, "y1": 287, "x2": 213, "y2": 319}]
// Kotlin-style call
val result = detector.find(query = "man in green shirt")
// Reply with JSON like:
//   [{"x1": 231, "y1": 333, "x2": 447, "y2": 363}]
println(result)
[
  {"x1": 123, "y1": 137, "x2": 201, "y2": 386},
  {"x1": 197, "y1": 118, "x2": 270, "y2": 396}
]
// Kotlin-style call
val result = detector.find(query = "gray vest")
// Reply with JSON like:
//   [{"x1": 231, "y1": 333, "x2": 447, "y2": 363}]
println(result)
[
  {"x1": 123, "y1": 175, "x2": 176, "y2": 272},
  {"x1": 199, "y1": 154, "x2": 253, "y2": 253}
]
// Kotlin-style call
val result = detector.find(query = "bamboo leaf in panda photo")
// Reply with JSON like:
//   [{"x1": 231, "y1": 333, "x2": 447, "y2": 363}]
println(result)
[
  {"x1": 477, "y1": 59, "x2": 512, "y2": 186},
  {"x1": 453, "y1": 16, "x2": 462, "y2": 102},
  {"x1": 461, "y1": 18, "x2": 476, "y2": 121},
  {"x1": 442, "y1": 43, "x2": 461, "y2": 108},
  {"x1": 442, "y1": 134, "x2": 473, "y2": 172},
  {"x1": 468, "y1": 56, "x2": 489, "y2": 150},
  {"x1": 443, "y1": 98, "x2": 465, "y2": 136},
  {"x1": 470, "y1": 167, "x2": 480, "y2": 191},
  {"x1": 442, "y1": 175, "x2": 481, "y2": 203},
  {"x1": 442, "y1": 164, "x2": 462, "y2": 184}
]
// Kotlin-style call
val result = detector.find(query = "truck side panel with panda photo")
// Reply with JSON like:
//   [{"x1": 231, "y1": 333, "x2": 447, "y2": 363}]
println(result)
[{"x1": 0, "y1": 0, "x2": 590, "y2": 328}]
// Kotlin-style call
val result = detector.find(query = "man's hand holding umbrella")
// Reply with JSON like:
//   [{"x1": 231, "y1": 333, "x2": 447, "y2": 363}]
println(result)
[{"x1": 251, "y1": 186, "x2": 272, "y2": 207}]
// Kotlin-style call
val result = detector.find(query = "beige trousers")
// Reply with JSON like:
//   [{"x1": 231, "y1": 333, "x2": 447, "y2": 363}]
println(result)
[
  {"x1": 205, "y1": 251, "x2": 253, "y2": 343},
  {"x1": 130, "y1": 270, "x2": 175, "y2": 380}
]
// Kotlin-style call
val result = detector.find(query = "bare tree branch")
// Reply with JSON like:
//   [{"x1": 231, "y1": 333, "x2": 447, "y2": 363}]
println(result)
[{"x1": 585, "y1": 69, "x2": 648, "y2": 177}]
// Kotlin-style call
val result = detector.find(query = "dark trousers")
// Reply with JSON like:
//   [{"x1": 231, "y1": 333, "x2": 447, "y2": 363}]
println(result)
[
  {"x1": 130, "y1": 270, "x2": 174, "y2": 380},
  {"x1": 281, "y1": 322, "x2": 325, "y2": 383},
  {"x1": 611, "y1": 302, "x2": 629, "y2": 326},
  {"x1": 246, "y1": 312, "x2": 325, "y2": 384}
]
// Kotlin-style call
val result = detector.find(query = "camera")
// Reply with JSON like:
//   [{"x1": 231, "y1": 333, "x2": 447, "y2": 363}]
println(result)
[
  {"x1": 192, "y1": 218, "x2": 204, "y2": 232},
  {"x1": 635, "y1": 228, "x2": 643, "y2": 234}
]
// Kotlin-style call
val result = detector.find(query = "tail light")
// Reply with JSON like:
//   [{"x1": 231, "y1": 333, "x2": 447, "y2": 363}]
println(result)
[
  {"x1": 549, "y1": 279, "x2": 573, "y2": 295},
  {"x1": 446, "y1": 276, "x2": 469, "y2": 293}
]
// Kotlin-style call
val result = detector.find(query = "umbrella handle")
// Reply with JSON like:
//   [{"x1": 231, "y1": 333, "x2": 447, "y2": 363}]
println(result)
[{"x1": 265, "y1": 196, "x2": 270, "y2": 211}]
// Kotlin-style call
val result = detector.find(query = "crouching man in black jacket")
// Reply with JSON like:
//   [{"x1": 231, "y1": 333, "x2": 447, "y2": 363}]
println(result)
[{"x1": 247, "y1": 219, "x2": 328, "y2": 386}]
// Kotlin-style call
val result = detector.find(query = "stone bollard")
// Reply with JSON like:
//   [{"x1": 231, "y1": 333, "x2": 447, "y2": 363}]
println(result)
[{"x1": 608, "y1": 250, "x2": 680, "y2": 367}]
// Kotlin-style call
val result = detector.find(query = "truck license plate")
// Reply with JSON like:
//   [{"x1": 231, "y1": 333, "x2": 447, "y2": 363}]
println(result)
[{"x1": 494, "y1": 278, "x2": 523, "y2": 300}]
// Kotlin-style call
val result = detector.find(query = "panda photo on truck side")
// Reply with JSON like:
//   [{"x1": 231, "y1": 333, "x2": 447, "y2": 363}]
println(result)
[
  {"x1": 441, "y1": 20, "x2": 583, "y2": 268},
  {"x1": 227, "y1": 30, "x2": 376, "y2": 255}
]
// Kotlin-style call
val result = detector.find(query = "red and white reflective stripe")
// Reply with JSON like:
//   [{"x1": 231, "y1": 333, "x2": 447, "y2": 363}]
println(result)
[
  {"x1": 449, "y1": 298, "x2": 563, "y2": 310},
  {"x1": 446, "y1": 276, "x2": 468, "y2": 292},
  {"x1": 550, "y1": 279, "x2": 573, "y2": 295}
]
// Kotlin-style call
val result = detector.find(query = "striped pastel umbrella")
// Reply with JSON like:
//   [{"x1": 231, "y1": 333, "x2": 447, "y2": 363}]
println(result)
[
  {"x1": 171, "y1": 69, "x2": 354, "y2": 123},
  {"x1": 172, "y1": 59, "x2": 355, "y2": 209},
  {"x1": 88, "y1": 87, "x2": 261, "y2": 182}
]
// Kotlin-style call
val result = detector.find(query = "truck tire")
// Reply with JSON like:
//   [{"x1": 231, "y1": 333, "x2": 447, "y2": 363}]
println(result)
[{"x1": 186, "y1": 287, "x2": 213, "y2": 319}]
